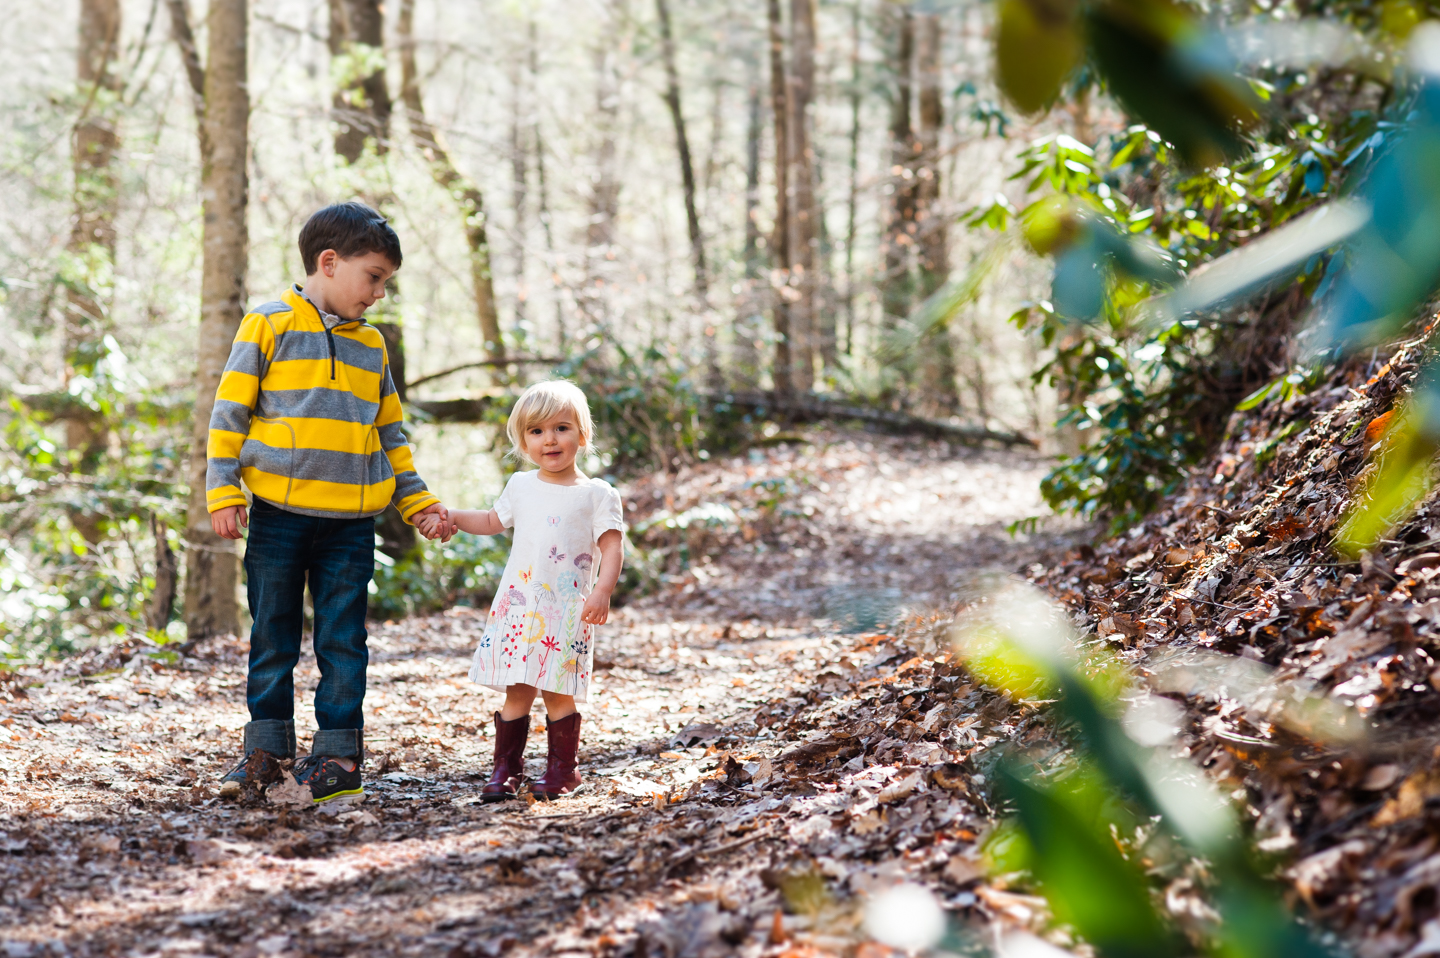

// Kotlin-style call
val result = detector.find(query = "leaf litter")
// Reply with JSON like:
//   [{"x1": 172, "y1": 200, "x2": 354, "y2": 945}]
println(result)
[
  {"x1": 0, "y1": 432, "x2": 1088, "y2": 958},
  {"x1": 1024, "y1": 323, "x2": 1440, "y2": 958}
]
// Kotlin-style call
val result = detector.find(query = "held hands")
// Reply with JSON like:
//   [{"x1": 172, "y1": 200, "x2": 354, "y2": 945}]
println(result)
[
  {"x1": 414, "y1": 503, "x2": 456, "y2": 542},
  {"x1": 580, "y1": 588, "x2": 612, "y2": 625},
  {"x1": 211, "y1": 505, "x2": 248, "y2": 540}
]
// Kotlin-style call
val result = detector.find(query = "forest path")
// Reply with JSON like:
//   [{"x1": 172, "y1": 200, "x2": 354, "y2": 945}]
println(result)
[{"x1": 0, "y1": 432, "x2": 1076, "y2": 958}]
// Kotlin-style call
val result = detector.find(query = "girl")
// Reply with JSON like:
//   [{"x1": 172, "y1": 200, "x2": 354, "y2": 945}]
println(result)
[{"x1": 418, "y1": 380, "x2": 624, "y2": 801}]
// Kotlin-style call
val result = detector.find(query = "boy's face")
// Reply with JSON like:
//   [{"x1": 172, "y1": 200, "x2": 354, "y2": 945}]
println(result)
[
  {"x1": 522, "y1": 412, "x2": 585, "y2": 476},
  {"x1": 311, "y1": 249, "x2": 398, "y2": 320}
]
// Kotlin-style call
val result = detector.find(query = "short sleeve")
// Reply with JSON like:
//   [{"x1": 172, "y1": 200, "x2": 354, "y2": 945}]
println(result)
[
  {"x1": 593, "y1": 484, "x2": 625, "y2": 542},
  {"x1": 492, "y1": 475, "x2": 518, "y2": 529}
]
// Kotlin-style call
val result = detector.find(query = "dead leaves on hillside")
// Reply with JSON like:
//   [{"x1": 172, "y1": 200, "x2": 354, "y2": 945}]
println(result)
[{"x1": 1028, "y1": 327, "x2": 1440, "y2": 957}]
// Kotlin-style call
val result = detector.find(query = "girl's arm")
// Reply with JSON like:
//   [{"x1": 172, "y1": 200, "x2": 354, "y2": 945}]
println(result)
[
  {"x1": 581, "y1": 529, "x2": 624, "y2": 625},
  {"x1": 445, "y1": 508, "x2": 506, "y2": 536}
]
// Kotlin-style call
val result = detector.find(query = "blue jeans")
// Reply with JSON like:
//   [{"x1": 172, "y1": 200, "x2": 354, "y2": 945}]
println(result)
[{"x1": 241, "y1": 499, "x2": 374, "y2": 759}]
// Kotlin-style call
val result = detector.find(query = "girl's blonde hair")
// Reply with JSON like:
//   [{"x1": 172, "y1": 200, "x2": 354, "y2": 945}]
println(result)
[{"x1": 505, "y1": 380, "x2": 595, "y2": 464}]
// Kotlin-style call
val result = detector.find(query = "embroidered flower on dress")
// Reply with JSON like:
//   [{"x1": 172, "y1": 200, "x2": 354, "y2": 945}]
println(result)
[{"x1": 573, "y1": 553, "x2": 593, "y2": 571}]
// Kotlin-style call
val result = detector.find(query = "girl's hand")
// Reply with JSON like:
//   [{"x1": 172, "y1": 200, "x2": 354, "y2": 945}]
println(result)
[{"x1": 581, "y1": 589, "x2": 612, "y2": 625}]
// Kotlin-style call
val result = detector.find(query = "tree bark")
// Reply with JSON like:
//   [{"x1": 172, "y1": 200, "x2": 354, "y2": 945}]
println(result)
[
  {"x1": 786, "y1": 0, "x2": 818, "y2": 393},
  {"x1": 146, "y1": 516, "x2": 178, "y2": 632},
  {"x1": 509, "y1": 59, "x2": 529, "y2": 334},
  {"x1": 916, "y1": 12, "x2": 957, "y2": 415},
  {"x1": 767, "y1": 0, "x2": 793, "y2": 398},
  {"x1": 581, "y1": 1, "x2": 625, "y2": 332},
  {"x1": 843, "y1": 0, "x2": 862, "y2": 358},
  {"x1": 529, "y1": 20, "x2": 565, "y2": 353},
  {"x1": 329, "y1": 0, "x2": 392, "y2": 163},
  {"x1": 398, "y1": 0, "x2": 505, "y2": 360},
  {"x1": 65, "y1": 0, "x2": 123, "y2": 544},
  {"x1": 735, "y1": 52, "x2": 764, "y2": 387},
  {"x1": 182, "y1": 0, "x2": 248, "y2": 640},
  {"x1": 881, "y1": 3, "x2": 917, "y2": 346},
  {"x1": 654, "y1": 0, "x2": 719, "y2": 389}
]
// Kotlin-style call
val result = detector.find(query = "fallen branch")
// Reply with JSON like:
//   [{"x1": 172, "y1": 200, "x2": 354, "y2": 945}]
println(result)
[
  {"x1": 710, "y1": 391, "x2": 1037, "y2": 448},
  {"x1": 407, "y1": 396, "x2": 501, "y2": 424},
  {"x1": 406, "y1": 357, "x2": 563, "y2": 391}
]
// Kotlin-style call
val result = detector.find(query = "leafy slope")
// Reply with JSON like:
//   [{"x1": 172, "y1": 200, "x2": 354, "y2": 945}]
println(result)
[{"x1": 1028, "y1": 321, "x2": 1440, "y2": 956}]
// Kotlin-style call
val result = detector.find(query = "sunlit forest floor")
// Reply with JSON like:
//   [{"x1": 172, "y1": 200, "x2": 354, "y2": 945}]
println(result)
[{"x1": 0, "y1": 433, "x2": 1081, "y2": 957}]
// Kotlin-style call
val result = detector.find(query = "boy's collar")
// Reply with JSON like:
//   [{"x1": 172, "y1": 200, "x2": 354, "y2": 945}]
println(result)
[{"x1": 289, "y1": 284, "x2": 361, "y2": 330}]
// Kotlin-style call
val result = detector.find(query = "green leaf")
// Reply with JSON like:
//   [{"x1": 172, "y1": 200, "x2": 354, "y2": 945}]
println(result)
[
  {"x1": 996, "y1": 0, "x2": 1083, "y2": 114},
  {"x1": 1235, "y1": 378, "x2": 1278, "y2": 411},
  {"x1": 999, "y1": 766, "x2": 1180, "y2": 958},
  {"x1": 1337, "y1": 396, "x2": 1440, "y2": 556}
]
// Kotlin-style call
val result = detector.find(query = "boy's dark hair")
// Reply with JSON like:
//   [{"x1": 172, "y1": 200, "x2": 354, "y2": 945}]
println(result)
[{"x1": 298, "y1": 202, "x2": 403, "y2": 275}]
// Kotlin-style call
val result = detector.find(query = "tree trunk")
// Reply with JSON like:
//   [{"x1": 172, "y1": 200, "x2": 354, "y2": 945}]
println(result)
[
  {"x1": 915, "y1": 12, "x2": 957, "y2": 416},
  {"x1": 530, "y1": 21, "x2": 565, "y2": 353},
  {"x1": 183, "y1": 0, "x2": 248, "y2": 641},
  {"x1": 735, "y1": 53, "x2": 764, "y2": 387},
  {"x1": 65, "y1": 0, "x2": 123, "y2": 544},
  {"x1": 786, "y1": 0, "x2": 818, "y2": 393},
  {"x1": 509, "y1": 60, "x2": 529, "y2": 335},
  {"x1": 654, "y1": 0, "x2": 719, "y2": 389},
  {"x1": 581, "y1": 1, "x2": 625, "y2": 332},
  {"x1": 881, "y1": 3, "x2": 916, "y2": 347},
  {"x1": 146, "y1": 516, "x2": 178, "y2": 632},
  {"x1": 843, "y1": 0, "x2": 861, "y2": 358},
  {"x1": 398, "y1": 0, "x2": 505, "y2": 361},
  {"x1": 767, "y1": 0, "x2": 793, "y2": 398}
]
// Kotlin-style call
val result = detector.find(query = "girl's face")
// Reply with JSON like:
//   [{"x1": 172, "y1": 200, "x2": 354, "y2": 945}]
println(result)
[{"x1": 523, "y1": 411, "x2": 584, "y2": 480}]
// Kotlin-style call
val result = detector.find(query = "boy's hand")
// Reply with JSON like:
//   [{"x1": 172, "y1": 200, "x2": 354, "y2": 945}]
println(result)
[
  {"x1": 581, "y1": 589, "x2": 612, "y2": 625},
  {"x1": 414, "y1": 503, "x2": 452, "y2": 542},
  {"x1": 211, "y1": 505, "x2": 248, "y2": 540}
]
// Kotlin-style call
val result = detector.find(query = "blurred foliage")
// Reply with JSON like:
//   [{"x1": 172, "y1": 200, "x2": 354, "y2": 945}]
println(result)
[
  {"x1": 959, "y1": 588, "x2": 1341, "y2": 958},
  {"x1": 554, "y1": 342, "x2": 756, "y2": 476},
  {"x1": 368, "y1": 530, "x2": 510, "y2": 620},
  {"x1": 0, "y1": 335, "x2": 190, "y2": 660},
  {"x1": 976, "y1": 0, "x2": 1439, "y2": 531}
]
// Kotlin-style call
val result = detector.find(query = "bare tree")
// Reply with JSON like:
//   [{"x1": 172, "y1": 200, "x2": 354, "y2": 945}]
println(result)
[
  {"x1": 64, "y1": 0, "x2": 123, "y2": 545},
  {"x1": 767, "y1": 0, "x2": 793, "y2": 398},
  {"x1": 171, "y1": 0, "x2": 249, "y2": 640},
  {"x1": 509, "y1": 57, "x2": 530, "y2": 335},
  {"x1": 843, "y1": 0, "x2": 862, "y2": 358},
  {"x1": 329, "y1": 0, "x2": 391, "y2": 163},
  {"x1": 734, "y1": 50, "x2": 764, "y2": 386},
  {"x1": 880, "y1": 3, "x2": 917, "y2": 380},
  {"x1": 529, "y1": 21, "x2": 565, "y2": 352},
  {"x1": 786, "y1": 0, "x2": 818, "y2": 392},
  {"x1": 397, "y1": 0, "x2": 505, "y2": 361},
  {"x1": 655, "y1": 0, "x2": 719, "y2": 387},
  {"x1": 916, "y1": 11, "x2": 957, "y2": 415},
  {"x1": 581, "y1": 0, "x2": 626, "y2": 332}
]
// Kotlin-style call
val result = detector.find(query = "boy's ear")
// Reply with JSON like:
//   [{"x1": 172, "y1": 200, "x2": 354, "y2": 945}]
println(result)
[{"x1": 315, "y1": 249, "x2": 338, "y2": 278}]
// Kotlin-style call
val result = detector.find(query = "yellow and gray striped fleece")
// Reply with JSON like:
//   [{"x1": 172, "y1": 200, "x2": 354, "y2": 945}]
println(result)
[{"x1": 205, "y1": 285, "x2": 439, "y2": 522}]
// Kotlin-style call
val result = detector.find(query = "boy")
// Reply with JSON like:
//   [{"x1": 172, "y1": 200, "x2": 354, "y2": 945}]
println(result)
[{"x1": 208, "y1": 202, "x2": 450, "y2": 803}]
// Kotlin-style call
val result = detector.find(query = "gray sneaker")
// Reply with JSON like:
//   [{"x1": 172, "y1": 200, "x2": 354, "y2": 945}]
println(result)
[{"x1": 219, "y1": 749, "x2": 282, "y2": 800}]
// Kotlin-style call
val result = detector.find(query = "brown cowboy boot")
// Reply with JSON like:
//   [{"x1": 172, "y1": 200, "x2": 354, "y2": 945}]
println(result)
[
  {"x1": 533, "y1": 712, "x2": 582, "y2": 801},
  {"x1": 481, "y1": 711, "x2": 530, "y2": 802}
]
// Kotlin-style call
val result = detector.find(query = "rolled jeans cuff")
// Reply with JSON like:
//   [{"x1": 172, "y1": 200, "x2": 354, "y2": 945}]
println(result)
[
  {"x1": 243, "y1": 719, "x2": 296, "y2": 759},
  {"x1": 312, "y1": 728, "x2": 363, "y2": 759}
]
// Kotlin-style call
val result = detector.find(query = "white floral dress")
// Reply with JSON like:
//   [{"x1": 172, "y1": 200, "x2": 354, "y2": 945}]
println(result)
[{"x1": 468, "y1": 470, "x2": 625, "y2": 702}]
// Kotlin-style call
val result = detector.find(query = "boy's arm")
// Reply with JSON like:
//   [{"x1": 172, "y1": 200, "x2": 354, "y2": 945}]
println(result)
[
  {"x1": 581, "y1": 529, "x2": 625, "y2": 625},
  {"x1": 374, "y1": 350, "x2": 440, "y2": 523},
  {"x1": 206, "y1": 311, "x2": 274, "y2": 519}
]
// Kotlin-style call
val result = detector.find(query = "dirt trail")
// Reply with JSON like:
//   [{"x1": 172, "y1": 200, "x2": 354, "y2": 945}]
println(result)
[{"x1": 0, "y1": 433, "x2": 1076, "y2": 958}]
